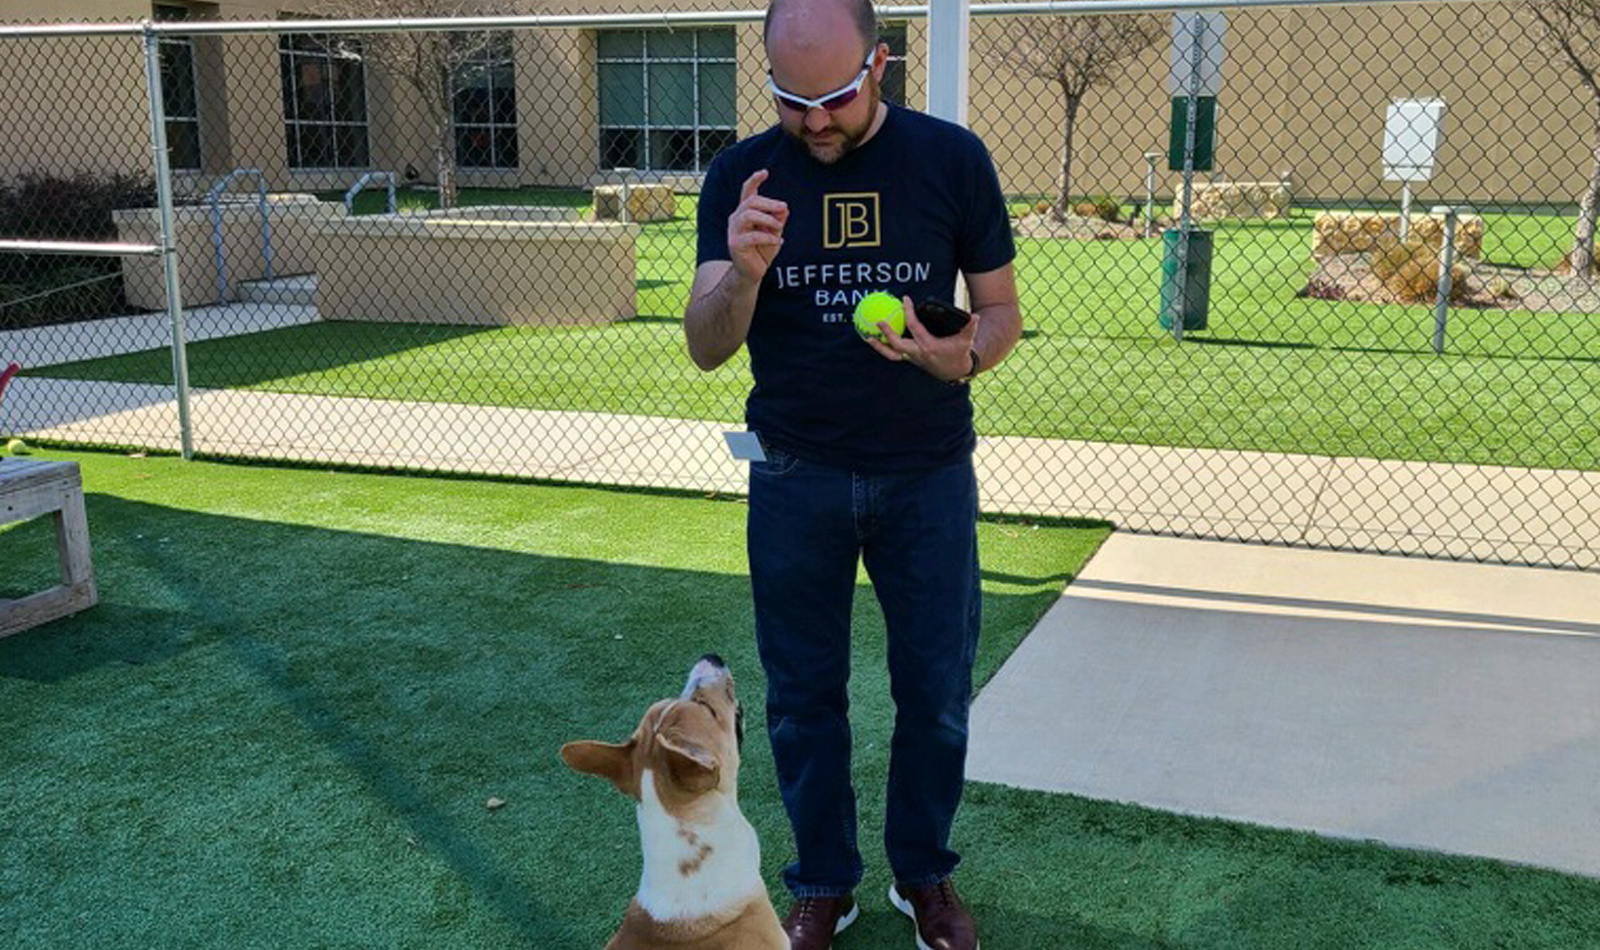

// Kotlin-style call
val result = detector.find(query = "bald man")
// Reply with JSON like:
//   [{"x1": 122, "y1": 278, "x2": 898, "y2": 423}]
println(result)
[{"x1": 684, "y1": 1, "x2": 1020, "y2": 947}]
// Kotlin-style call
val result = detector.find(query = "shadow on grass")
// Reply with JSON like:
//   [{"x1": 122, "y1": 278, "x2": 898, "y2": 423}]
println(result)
[
  {"x1": 1188, "y1": 336, "x2": 1317, "y2": 351},
  {"x1": 0, "y1": 493, "x2": 1070, "y2": 949},
  {"x1": 6, "y1": 493, "x2": 1596, "y2": 949},
  {"x1": 981, "y1": 568, "x2": 1081, "y2": 587},
  {"x1": 3, "y1": 497, "x2": 752, "y2": 946},
  {"x1": 1328, "y1": 343, "x2": 1600, "y2": 365}
]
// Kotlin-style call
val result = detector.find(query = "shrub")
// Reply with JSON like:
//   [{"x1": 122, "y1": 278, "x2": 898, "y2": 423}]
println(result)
[
  {"x1": 0, "y1": 172, "x2": 155, "y2": 242},
  {"x1": 396, "y1": 193, "x2": 434, "y2": 215},
  {"x1": 1371, "y1": 239, "x2": 1470, "y2": 304},
  {"x1": 0, "y1": 172, "x2": 156, "y2": 328},
  {"x1": 0, "y1": 259, "x2": 122, "y2": 328},
  {"x1": 1087, "y1": 194, "x2": 1123, "y2": 223},
  {"x1": 1299, "y1": 277, "x2": 1348, "y2": 301}
]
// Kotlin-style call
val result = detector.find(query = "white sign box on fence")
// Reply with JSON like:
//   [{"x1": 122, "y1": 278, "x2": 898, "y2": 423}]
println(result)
[
  {"x1": 1382, "y1": 98, "x2": 1447, "y2": 182},
  {"x1": 1169, "y1": 12, "x2": 1227, "y2": 96}
]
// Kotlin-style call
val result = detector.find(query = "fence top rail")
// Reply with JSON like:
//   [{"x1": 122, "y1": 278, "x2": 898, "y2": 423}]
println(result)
[
  {"x1": 0, "y1": 240, "x2": 162, "y2": 257},
  {"x1": 0, "y1": 0, "x2": 1477, "y2": 39}
]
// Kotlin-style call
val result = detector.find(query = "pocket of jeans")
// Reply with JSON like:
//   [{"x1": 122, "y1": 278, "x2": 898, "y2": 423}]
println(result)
[{"x1": 751, "y1": 445, "x2": 801, "y2": 478}]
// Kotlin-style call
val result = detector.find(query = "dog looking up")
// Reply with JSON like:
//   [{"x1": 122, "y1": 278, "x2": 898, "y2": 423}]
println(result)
[{"x1": 561, "y1": 654, "x2": 787, "y2": 950}]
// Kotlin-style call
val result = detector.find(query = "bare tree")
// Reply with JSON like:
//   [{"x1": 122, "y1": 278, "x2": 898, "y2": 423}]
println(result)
[
  {"x1": 1522, "y1": 0, "x2": 1600, "y2": 277},
  {"x1": 981, "y1": 14, "x2": 1164, "y2": 220},
  {"x1": 315, "y1": 0, "x2": 528, "y2": 208}
]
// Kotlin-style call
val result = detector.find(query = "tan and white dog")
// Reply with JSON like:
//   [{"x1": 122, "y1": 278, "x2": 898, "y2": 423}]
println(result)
[{"x1": 561, "y1": 654, "x2": 788, "y2": 950}]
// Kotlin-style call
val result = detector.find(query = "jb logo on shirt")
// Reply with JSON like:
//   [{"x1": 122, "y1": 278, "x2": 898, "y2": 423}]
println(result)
[{"x1": 823, "y1": 193, "x2": 881, "y2": 250}]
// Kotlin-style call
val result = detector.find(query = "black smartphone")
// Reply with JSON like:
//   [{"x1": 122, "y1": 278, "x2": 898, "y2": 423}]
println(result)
[{"x1": 915, "y1": 299, "x2": 972, "y2": 338}]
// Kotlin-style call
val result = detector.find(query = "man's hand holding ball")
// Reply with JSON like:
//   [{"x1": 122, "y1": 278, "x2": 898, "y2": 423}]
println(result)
[{"x1": 860, "y1": 295, "x2": 981, "y2": 383}]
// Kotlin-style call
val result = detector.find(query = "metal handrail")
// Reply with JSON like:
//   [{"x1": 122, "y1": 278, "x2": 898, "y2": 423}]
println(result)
[
  {"x1": 206, "y1": 167, "x2": 274, "y2": 303},
  {"x1": 344, "y1": 171, "x2": 397, "y2": 215}
]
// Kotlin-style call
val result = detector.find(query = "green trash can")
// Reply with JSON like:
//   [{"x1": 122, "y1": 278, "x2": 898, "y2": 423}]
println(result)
[{"x1": 1159, "y1": 227, "x2": 1212, "y2": 332}]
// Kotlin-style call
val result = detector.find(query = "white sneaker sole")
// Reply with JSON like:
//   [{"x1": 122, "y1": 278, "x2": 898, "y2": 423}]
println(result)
[
  {"x1": 888, "y1": 885, "x2": 981, "y2": 950},
  {"x1": 833, "y1": 899, "x2": 860, "y2": 935}
]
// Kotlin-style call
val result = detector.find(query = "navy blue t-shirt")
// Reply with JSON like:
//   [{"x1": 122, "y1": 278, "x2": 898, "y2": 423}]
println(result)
[{"x1": 696, "y1": 103, "x2": 1015, "y2": 472}]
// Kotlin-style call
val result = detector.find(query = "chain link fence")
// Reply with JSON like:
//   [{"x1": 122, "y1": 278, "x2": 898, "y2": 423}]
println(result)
[{"x1": 1, "y1": 0, "x2": 1598, "y2": 569}]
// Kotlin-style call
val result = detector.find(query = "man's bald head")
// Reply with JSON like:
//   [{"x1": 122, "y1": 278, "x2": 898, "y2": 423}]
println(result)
[{"x1": 763, "y1": 0, "x2": 878, "y2": 56}]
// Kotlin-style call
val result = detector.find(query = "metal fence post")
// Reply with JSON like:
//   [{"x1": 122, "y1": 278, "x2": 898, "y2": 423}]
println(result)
[
  {"x1": 1432, "y1": 204, "x2": 1458, "y2": 355},
  {"x1": 1171, "y1": 13, "x2": 1207, "y2": 344},
  {"x1": 141, "y1": 22, "x2": 195, "y2": 460},
  {"x1": 1144, "y1": 150, "x2": 1162, "y2": 240}
]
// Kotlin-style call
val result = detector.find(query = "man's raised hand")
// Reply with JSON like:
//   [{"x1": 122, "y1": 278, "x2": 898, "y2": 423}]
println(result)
[{"x1": 728, "y1": 169, "x2": 789, "y2": 284}]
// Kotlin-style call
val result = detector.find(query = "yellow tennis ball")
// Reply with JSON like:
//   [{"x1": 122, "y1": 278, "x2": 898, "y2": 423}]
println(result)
[{"x1": 852, "y1": 291, "x2": 905, "y2": 338}]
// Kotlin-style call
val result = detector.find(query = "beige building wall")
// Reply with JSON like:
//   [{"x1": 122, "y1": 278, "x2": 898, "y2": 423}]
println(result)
[
  {"x1": 0, "y1": 0, "x2": 1592, "y2": 207},
  {"x1": 0, "y1": 0, "x2": 151, "y2": 180},
  {"x1": 970, "y1": 2, "x2": 1588, "y2": 206}
]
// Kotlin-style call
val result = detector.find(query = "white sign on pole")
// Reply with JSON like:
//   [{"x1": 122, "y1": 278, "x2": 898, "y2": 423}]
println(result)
[
  {"x1": 1168, "y1": 12, "x2": 1227, "y2": 96},
  {"x1": 1382, "y1": 98, "x2": 1446, "y2": 182}
]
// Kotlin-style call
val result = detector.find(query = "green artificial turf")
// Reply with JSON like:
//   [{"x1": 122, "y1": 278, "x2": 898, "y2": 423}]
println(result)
[
  {"x1": 2, "y1": 449, "x2": 1597, "y2": 949},
  {"x1": 32, "y1": 191, "x2": 1600, "y2": 471}
]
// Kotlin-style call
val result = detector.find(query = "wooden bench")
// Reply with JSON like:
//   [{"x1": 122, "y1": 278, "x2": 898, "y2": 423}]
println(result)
[{"x1": 1, "y1": 458, "x2": 98, "y2": 638}]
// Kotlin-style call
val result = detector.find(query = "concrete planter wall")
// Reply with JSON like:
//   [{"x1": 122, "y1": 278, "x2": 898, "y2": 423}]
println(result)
[
  {"x1": 314, "y1": 215, "x2": 638, "y2": 326},
  {"x1": 114, "y1": 194, "x2": 346, "y2": 309}
]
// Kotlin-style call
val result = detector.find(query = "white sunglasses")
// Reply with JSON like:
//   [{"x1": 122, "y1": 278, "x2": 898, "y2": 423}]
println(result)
[{"x1": 766, "y1": 52, "x2": 876, "y2": 113}]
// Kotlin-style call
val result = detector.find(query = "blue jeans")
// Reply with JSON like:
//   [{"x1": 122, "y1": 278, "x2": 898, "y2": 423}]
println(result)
[{"x1": 747, "y1": 444, "x2": 982, "y2": 898}]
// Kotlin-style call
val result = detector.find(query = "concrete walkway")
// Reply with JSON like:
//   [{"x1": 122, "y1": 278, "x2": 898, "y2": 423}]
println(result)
[
  {"x1": 3, "y1": 375, "x2": 1598, "y2": 570},
  {"x1": 0, "y1": 302, "x2": 317, "y2": 369},
  {"x1": 968, "y1": 534, "x2": 1600, "y2": 878}
]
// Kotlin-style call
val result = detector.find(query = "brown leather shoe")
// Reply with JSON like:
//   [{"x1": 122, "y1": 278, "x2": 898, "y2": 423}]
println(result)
[
  {"x1": 889, "y1": 879, "x2": 979, "y2": 950},
  {"x1": 783, "y1": 894, "x2": 860, "y2": 950}
]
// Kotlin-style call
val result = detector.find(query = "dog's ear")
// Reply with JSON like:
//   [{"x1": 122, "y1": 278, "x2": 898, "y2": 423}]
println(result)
[
  {"x1": 560, "y1": 740, "x2": 639, "y2": 799},
  {"x1": 657, "y1": 731, "x2": 720, "y2": 794}
]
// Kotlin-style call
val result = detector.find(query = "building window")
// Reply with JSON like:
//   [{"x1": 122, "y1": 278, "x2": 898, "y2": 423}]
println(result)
[
  {"x1": 879, "y1": 22, "x2": 907, "y2": 107},
  {"x1": 279, "y1": 32, "x2": 370, "y2": 169},
  {"x1": 597, "y1": 28, "x2": 736, "y2": 173},
  {"x1": 155, "y1": 4, "x2": 202, "y2": 170},
  {"x1": 453, "y1": 32, "x2": 519, "y2": 170}
]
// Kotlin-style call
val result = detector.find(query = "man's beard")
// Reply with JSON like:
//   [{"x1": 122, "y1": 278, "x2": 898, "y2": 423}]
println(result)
[{"x1": 787, "y1": 78, "x2": 880, "y2": 165}]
